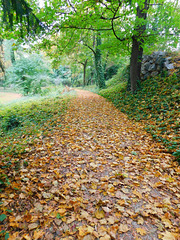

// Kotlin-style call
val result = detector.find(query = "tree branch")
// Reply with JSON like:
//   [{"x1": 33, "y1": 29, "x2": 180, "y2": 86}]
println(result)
[
  {"x1": 111, "y1": 2, "x2": 125, "y2": 42},
  {"x1": 83, "y1": 43, "x2": 95, "y2": 55},
  {"x1": 58, "y1": 25, "x2": 112, "y2": 32},
  {"x1": 66, "y1": 0, "x2": 77, "y2": 13}
]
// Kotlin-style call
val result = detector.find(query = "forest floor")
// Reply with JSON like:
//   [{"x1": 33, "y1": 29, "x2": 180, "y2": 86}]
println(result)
[{"x1": 0, "y1": 90, "x2": 179, "y2": 240}]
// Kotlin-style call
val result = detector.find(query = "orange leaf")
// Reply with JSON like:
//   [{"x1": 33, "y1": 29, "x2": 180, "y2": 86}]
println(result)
[{"x1": 33, "y1": 230, "x2": 45, "y2": 240}]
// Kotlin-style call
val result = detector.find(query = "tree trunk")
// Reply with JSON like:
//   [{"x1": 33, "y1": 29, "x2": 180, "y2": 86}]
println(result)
[
  {"x1": 130, "y1": 36, "x2": 144, "y2": 92},
  {"x1": 130, "y1": 0, "x2": 149, "y2": 93},
  {"x1": 95, "y1": 33, "x2": 106, "y2": 89},
  {"x1": 83, "y1": 59, "x2": 88, "y2": 86},
  {"x1": 0, "y1": 39, "x2": 6, "y2": 86},
  {"x1": 10, "y1": 48, "x2": 15, "y2": 64}
]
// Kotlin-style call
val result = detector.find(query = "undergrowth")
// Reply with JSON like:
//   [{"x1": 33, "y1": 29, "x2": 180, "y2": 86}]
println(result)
[{"x1": 100, "y1": 74, "x2": 180, "y2": 162}]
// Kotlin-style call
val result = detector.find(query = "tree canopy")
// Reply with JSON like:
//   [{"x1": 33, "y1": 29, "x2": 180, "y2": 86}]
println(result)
[{"x1": 0, "y1": 0, "x2": 44, "y2": 36}]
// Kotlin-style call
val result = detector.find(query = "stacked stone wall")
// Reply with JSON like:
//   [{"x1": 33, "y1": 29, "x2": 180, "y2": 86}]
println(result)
[{"x1": 141, "y1": 51, "x2": 180, "y2": 80}]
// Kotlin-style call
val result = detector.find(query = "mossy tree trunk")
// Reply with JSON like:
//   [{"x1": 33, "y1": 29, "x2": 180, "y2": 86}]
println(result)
[
  {"x1": 94, "y1": 33, "x2": 106, "y2": 89},
  {"x1": 130, "y1": 0, "x2": 149, "y2": 93}
]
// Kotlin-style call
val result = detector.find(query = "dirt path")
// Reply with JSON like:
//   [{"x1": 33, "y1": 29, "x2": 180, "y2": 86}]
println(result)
[
  {"x1": 0, "y1": 91, "x2": 22, "y2": 104},
  {"x1": 1, "y1": 90, "x2": 179, "y2": 240}
]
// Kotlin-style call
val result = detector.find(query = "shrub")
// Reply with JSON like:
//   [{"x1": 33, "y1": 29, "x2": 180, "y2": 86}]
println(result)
[
  {"x1": 3, "y1": 114, "x2": 22, "y2": 131},
  {"x1": 5, "y1": 54, "x2": 50, "y2": 95}
]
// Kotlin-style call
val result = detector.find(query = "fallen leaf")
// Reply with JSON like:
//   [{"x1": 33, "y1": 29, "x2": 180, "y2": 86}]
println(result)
[
  {"x1": 161, "y1": 216, "x2": 173, "y2": 228},
  {"x1": 133, "y1": 189, "x2": 142, "y2": 199},
  {"x1": 119, "y1": 224, "x2": 129, "y2": 233},
  {"x1": 23, "y1": 234, "x2": 31, "y2": 240},
  {"x1": 79, "y1": 226, "x2": 88, "y2": 237},
  {"x1": 95, "y1": 209, "x2": 105, "y2": 219},
  {"x1": 28, "y1": 223, "x2": 39, "y2": 230},
  {"x1": 137, "y1": 216, "x2": 144, "y2": 225},
  {"x1": 136, "y1": 228, "x2": 147, "y2": 236},
  {"x1": 162, "y1": 231, "x2": 178, "y2": 240},
  {"x1": 33, "y1": 230, "x2": 45, "y2": 240},
  {"x1": 99, "y1": 234, "x2": 111, "y2": 240}
]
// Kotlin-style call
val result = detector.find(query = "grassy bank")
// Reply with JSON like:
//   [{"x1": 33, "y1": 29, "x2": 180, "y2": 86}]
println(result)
[
  {"x1": 99, "y1": 74, "x2": 180, "y2": 161},
  {"x1": 0, "y1": 91, "x2": 73, "y2": 188}
]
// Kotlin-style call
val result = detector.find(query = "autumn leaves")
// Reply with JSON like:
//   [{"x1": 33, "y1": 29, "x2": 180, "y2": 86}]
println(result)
[{"x1": 0, "y1": 90, "x2": 179, "y2": 239}]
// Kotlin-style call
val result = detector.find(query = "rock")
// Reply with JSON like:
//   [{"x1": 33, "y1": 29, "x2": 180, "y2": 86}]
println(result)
[
  {"x1": 148, "y1": 63, "x2": 156, "y2": 71},
  {"x1": 164, "y1": 61, "x2": 174, "y2": 70},
  {"x1": 141, "y1": 51, "x2": 175, "y2": 80},
  {"x1": 151, "y1": 71, "x2": 159, "y2": 77}
]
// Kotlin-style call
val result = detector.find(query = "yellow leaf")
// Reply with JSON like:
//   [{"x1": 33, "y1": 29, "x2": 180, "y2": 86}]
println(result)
[
  {"x1": 95, "y1": 209, "x2": 105, "y2": 219},
  {"x1": 136, "y1": 228, "x2": 147, "y2": 236},
  {"x1": 133, "y1": 189, "x2": 142, "y2": 198},
  {"x1": 119, "y1": 224, "x2": 129, "y2": 233},
  {"x1": 161, "y1": 217, "x2": 173, "y2": 228},
  {"x1": 23, "y1": 234, "x2": 31, "y2": 240},
  {"x1": 162, "y1": 231, "x2": 178, "y2": 240},
  {"x1": 28, "y1": 223, "x2": 38, "y2": 230},
  {"x1": 91, "y1": 182, "x2": 98, "y2": 189},
  {"x1": 99, "y1": 234, "x2": 111, "y2": 240},
  {"x1": 33, "y1": 230, "x2": 45, "y2": 240},
  {"x1": 79, "y1": 225, "x2": 87, "y2": 237},
  {"x1": 137, "y1": 217, "x2": 144, "y2": 225},
  {"x1": 107, "y1": 216, "x2": 116, "y2": 224},
  {"x1": 57, "y1": 208, "x2": 66, "y2": 215},
  {"x1": 87, "y1": 226, "x2": 94, "y2": 234}
]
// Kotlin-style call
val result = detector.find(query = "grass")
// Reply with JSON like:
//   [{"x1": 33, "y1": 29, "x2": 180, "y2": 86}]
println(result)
[
  {"x1": 0, "y1": 87, "x2": 74, "y2": 188},
  {"x1": 78, "y1": 84, "x2": 100, "y2": 93},
  {"x1": 99, "y1": 73, "x2": 180, "y2": 161}
]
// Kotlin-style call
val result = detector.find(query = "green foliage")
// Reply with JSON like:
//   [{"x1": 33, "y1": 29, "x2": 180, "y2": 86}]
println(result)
[
  {"x1": 105, "y1": 65, "x2": 130, "y2": 88},
  {"x1": 52, "y1": 65, "x2": 71, "y2": 85},
  {"x1": 2, "y1": 114, "x2": 22, "y2": 131},
  {"x1": 1, "y1": 0, "x2": 44, "y2": 38},
  {"x1": 62, "y1": 79, "x2": 72, "y2": 87},
  {"x1": 0, "y1": 214, "x2": 7, "y2": 222},
  {"x1": 100, "y1": 74, "x2": 180, "y2": 159},
  {"x1": 104, "y1": 65, "x2": 119, "y2": 81},
  {"x1": 5, "y1": 54, "x2": 50, "y2": 95}
]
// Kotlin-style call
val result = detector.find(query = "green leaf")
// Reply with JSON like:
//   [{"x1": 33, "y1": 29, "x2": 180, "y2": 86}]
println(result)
[
  {"x1": 0, "y1": 214, "x2": 7, "y2": 222},
  {"x1": 56, "y1": 213, "x2": 62, "y2": 219},
  {"x1": 5, "y1": 232, "x2": 10, "y2": 240},
  {"x1": 6, "y1": 209, "x2": 12, "y2": 213}
]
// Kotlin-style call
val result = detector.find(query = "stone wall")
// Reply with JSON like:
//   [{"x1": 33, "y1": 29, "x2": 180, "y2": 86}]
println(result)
[{"x1": 141, "y1": 51, "x2": 180, "y2": 80}]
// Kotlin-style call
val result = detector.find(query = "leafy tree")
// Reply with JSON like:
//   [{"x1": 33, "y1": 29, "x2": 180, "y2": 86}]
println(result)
[
  {"x1": 5, "y1": 54, "x2": 50, "y2": 95},
  {"x1": 41, "y1": 0, "x2": 180, "y2": 92},
  {"x1": 0, "y1": 0, "x2": 44, "y2": 36}
]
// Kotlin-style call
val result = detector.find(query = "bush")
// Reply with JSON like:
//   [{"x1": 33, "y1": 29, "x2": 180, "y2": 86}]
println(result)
[
  {"x1": 5, "y1": 54, "x2": 50, "y2": 95},
  {"x1": 3, "y1": 114, "x2": 22, "y2": 131},
  {"x1": 62, "y1": 79, "x2": 72, "y2": 87},
  {"x1": 105, "y1": 65, "x2": 119, "y2": 81}
]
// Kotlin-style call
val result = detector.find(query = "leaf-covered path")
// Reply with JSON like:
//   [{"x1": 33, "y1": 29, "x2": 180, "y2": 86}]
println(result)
[{"x1": 1, "y1": 90, "x2": 180, "y2": 240}]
